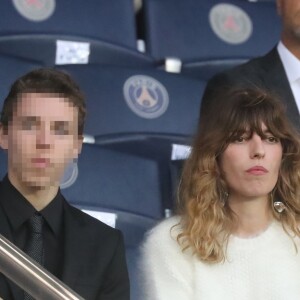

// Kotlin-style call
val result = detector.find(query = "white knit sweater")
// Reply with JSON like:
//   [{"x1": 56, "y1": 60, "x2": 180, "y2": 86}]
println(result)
[{"x1": 140, "y1": 216, "x2": 300, "y2": 300}]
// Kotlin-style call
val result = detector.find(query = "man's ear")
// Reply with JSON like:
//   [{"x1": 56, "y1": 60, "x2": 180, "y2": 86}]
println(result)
[
  {"x1": 0, "y1": 124, "x2": 8, "y2": 150},
  {"x1": 73, "y1": 135, "x2": 83, "y2": 159}
]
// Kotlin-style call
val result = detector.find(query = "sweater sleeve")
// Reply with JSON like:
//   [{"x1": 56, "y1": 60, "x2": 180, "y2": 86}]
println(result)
[{"x1": 140, "y1": 217, "x2": 193, "y2": 300}]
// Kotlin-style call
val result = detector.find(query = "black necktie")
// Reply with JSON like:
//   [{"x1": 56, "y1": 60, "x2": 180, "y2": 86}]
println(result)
[{"x1": 24, "y1": 212, "x2": 44, "y2": 300}]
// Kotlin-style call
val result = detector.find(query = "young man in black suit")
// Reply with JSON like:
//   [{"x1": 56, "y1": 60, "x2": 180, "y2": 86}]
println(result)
[
  {"x1": 201, "y1": 0, "x2": 300, "y2": 130},
  {"x1": 0, "y1": 68, "x2": 130, "y2": 299}
]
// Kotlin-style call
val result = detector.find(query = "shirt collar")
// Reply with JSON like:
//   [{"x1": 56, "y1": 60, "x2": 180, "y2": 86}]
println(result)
[
  {"x1": 277, "y1": 41, "x2": 300, "y2": 83},
  {"x1": 0, "y1": 175, "x2": 63, "y2": 236}
]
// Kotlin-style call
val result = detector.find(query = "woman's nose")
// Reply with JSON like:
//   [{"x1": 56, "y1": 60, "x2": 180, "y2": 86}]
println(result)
[{"x1": 249, "y1": 134, "x2": 265, "y2": 159}]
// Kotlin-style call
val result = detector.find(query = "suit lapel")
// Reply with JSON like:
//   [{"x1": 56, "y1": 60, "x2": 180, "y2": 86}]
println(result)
[
  {"x1": 0, "y1": 203, "x2": 13, "y2": 240},
  {"x1": 261, "y1": 48, "x2": 300, "y2": 129},
  {"x1": 60, "y1": 202, "x2": 90, "y2": 293}
]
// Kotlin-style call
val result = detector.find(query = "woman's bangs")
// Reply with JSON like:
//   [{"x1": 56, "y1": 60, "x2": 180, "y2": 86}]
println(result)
[{"x1": 226, "y1": 101, "x2": 283, "y2": 141}]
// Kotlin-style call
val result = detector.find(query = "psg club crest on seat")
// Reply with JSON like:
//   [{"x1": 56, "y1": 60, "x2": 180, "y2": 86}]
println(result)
[
  {"x1": 13, "y1": 0, "x2": 56, "y2": 22},
  {"x1": 209, "y1": 3, "x2": 253, "y2": 45},
  {"x1": 123, "y1": 75, "x2": 169, "y2": 119}
]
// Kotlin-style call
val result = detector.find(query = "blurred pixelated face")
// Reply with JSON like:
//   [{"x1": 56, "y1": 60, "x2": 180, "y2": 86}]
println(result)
[
  {"x1": 277, "y1": 0, "x2": 300, "y2": 39},
  {"x1": 0, "y1": 93, "x2": 82, "y2": 189},
  {"x1": 219, "y1": 124, "x2": 282, "y2": 201}
]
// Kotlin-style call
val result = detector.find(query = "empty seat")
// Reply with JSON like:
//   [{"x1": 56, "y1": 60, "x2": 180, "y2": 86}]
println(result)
[
  {"x1": 0, "y1": 55, "x2": 41, "y2": 106},
  {"x1": 57, "y1": 65, "x2": 205, "y2": 140},
  {"x1": 62, "y1": 143, "x2": 163, "y2": 221},
  {"x1": 0, "y1": 0, "x2": 136, "y2": 47},
  {"x1": 56, "y1": 64, "x2": 205, "y2": 213},
  {"x1": 0, "y1": 0, "x2": 154, "y2": 67},
  {"x1": 143, "y1": 0, "x2": 280, "y2": 79}
]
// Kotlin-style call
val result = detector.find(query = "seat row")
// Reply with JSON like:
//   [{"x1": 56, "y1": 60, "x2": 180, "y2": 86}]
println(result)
[{"x1": 0, "y1": 0, "x2": 280, "y2": 79}]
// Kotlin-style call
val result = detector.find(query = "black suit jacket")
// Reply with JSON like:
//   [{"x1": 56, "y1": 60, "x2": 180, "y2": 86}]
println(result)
[
  {"x1": 201, "y1": 47, "x2": 300, "y2": 130},
  {"x1": 0, "y1": 197, "x2": 130, "y2": 300}
]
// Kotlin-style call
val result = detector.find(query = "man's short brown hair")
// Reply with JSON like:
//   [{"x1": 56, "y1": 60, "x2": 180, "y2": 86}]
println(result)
[{"x1": 1, "y1": 68, "x2": 86, "y2": 135}]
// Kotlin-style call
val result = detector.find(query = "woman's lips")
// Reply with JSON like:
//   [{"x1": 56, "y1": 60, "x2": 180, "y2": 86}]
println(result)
[{"x1": 246, "y1": 166, "x2": 268, "y2": 175}]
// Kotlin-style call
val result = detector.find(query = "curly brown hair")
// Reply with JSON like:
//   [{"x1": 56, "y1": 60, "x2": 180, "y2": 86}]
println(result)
[{"x1": 176, "y1": 88, "x2": 300, "y2": 263}]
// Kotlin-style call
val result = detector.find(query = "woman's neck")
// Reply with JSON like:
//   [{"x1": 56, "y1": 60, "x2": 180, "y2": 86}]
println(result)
[{"x1": 228, "y1": 195, "x2": 273, "y2": 238}]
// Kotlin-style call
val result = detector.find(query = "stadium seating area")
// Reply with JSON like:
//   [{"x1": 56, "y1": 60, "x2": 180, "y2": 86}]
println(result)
[
  {"x1": 142, "y1": 0, "x2": 280, "y2": 79},
  {"x1": 0, "y1": 0, "x2": 280, "y2": 298}
]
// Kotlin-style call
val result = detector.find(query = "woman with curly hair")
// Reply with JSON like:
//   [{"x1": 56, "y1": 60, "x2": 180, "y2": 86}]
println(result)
[{"x1": 141, "y1": 88, "x2": 300, "y2": 300}]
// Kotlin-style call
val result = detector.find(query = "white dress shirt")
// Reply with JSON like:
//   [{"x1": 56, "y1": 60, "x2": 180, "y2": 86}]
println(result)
[{"x1": 277, "y1": 41, "x2": 300, "y2": 114}]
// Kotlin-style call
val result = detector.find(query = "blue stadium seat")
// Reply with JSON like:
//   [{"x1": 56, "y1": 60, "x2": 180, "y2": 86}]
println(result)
[
  {"x1": 62, "y1": 144, "x2": 163, "y2": 221},
  {"x1": 142, "y1": 0, "x2": 281, "y2": 79},
  {"x1": 0, "y1": 150, "x2": 7, "y2": 180},
  {"x1": 61, "y1": 143, "x2": 161, "y2": 300},
  {"x1": 56, "y1": 64, "x2": 205, "y2": 214},
  {"x1": 57, "y1": 65, "x2": 205, "y2": 139},
  {"x1": 0, "y1": 0, "x2": 154, "y2": 68},
  {"x1": 0, "y1": 55, "x2": 41, "y2": 106}
]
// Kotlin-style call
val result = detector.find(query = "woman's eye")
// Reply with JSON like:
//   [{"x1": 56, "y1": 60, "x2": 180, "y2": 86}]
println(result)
[
  {"x1": 234, "y1": 136, "x2": 246, "y2": 143},
  {"x1": 266, "y1": 136, "x2": 279, "y2": 143}
]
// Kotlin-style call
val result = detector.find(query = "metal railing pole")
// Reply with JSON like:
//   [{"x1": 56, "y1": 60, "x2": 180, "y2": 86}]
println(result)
[{"x1": 0, "y1": 234, "x2": 85, "y2": 300}]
